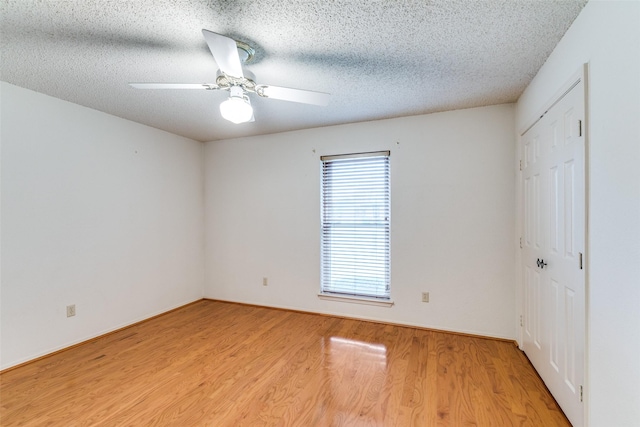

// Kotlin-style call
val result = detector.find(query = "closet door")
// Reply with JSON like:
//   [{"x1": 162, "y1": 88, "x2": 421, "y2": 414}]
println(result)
[{"x1": 522, "y1": 76, "x2": 586, "y2": 427}]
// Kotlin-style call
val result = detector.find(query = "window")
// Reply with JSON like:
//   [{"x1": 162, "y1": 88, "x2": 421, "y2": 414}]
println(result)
[{"x1": 320, "y1": 151, "x2": 390, "y2": 301}]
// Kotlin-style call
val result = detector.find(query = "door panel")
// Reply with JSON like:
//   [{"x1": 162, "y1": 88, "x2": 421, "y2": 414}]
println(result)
[
  {"x1": 564, "y1": 160, "x2": 575, "y2": 257},
  {"x1": 550, "y1": 278, "x2": 559, "y2": 371},
  {"x1": 521, "y1": 77, "x2": 585, "y2": 427},
  {"x1": 523, "y1": 124, "x2": 548, "y2": 371},
  {"x1": 550, "y1": 165, "x2": 559, "y2": 253}
]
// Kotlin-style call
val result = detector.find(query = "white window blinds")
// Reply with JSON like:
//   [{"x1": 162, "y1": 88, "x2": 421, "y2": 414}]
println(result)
[{"x1": 321, "y1": 151, "x2": 390, "y2": 300}]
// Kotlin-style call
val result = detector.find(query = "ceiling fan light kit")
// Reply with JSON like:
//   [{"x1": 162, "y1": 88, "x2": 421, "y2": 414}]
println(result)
[
  {"x1": 220, "y1": 86, "x2": 253, "y2": 124},
  {"x1": 129, "y1": 29, "x2": 330, "y2": 125}
]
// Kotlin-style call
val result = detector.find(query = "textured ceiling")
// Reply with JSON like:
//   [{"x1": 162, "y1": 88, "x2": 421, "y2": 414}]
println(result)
[{"x1": 0, "y1": 0, "x2": 587, "y2": 142}]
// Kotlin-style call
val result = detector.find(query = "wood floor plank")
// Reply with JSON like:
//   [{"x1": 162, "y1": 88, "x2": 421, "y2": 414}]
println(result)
[{"x1": 0, "y1": 300, "x2": 571, "y2": 426}]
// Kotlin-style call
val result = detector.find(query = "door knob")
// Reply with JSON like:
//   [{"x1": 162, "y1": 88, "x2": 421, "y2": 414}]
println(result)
[{"x1": 537, "y1": 258, "x2": 548, "y2": 269}]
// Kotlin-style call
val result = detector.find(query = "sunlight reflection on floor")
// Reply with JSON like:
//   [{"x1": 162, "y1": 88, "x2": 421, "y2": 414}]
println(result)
[{"x1": 313, "y1": 336, "x2": 389, "y2": 424}]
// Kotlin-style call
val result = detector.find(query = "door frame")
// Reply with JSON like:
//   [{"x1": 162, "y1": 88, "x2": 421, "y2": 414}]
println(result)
[{"x1": 515, "y1": 63, "x2": 590, "y2": 425}]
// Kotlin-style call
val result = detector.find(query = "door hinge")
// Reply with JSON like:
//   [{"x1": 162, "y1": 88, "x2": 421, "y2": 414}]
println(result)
[
  {"x1": 519, "y1": 237, "x2": 523, "y2": 249},
  {"x1": 579, "y1": 252, "x2": 583, "y2": 270},
  {"x1": 578, "y1": 120, "x2": 583, "y2": 137},
  {"x1": 520, "y1": 315, "x2": 523, "y2": 327},
  {"x1": 580, "y1": 385, "x2": 583, "y2": 402},
  {"x1": 519, "y1": 160, "x2": 523, "y2": 171}
]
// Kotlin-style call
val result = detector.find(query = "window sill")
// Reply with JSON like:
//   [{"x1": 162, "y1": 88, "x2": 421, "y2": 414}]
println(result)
[{"x1": 317, "y1": 293, "x2": 394, "y2": 307}]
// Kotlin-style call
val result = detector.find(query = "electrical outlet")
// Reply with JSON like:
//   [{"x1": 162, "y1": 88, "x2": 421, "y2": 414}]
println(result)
[
  {"x1": 421, "y1": 292, "x2": 429, "y2": 303},
  {"x1": 66, "y1": 304, "x2": 76, "y2": 317},
  {"x1": 263, "y1": 277, "x2": 268, "y2": 286}
]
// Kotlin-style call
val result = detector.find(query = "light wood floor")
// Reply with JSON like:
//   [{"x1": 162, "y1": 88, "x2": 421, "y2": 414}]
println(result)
[{"x1": 0, "y1": 300, "x2": 570, "y2": 426}]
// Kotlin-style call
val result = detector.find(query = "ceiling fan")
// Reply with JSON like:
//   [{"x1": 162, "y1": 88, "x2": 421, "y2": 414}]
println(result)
[{"x1": 130, "y1": 30, "x2": 330, "y2": 124}]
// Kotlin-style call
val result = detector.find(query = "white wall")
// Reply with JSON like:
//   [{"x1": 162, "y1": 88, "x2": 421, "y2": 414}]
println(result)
[
  {"x1": 516, "y1": 1, "x2": 640, "y2": 425},
  {"x1": 204, "y1": 104, "x2": 516, "y2": 339},
  {"x1": 0, "y1": 82, "x2": 205, "y2": 370}
]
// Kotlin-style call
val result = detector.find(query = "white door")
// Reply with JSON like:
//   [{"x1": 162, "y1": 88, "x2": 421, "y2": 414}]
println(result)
[{"x1": 522, "y1": 76, "x2": 586, "y2": 427}]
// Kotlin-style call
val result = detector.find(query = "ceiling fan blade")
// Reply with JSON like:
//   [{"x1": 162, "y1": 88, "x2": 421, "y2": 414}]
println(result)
[
  {"x1": 202, "y1": 29, "x2": 244, "y2": 78},
  {"x1": 129, "y1": 83, "x2": 220, "y2": 90},
  {"x1": 256, "y1": 85, "x2": 330, "y2": 106}
]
